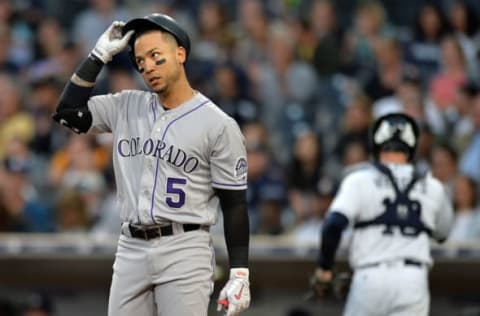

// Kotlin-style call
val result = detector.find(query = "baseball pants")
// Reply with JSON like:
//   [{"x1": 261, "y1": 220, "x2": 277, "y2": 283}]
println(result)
[
  {"x1": 344, "y1": 260, "x2": 429, "y2": 316},
  {"x1": 108, "y1": 225, "x2": 215, "y2": 316}
]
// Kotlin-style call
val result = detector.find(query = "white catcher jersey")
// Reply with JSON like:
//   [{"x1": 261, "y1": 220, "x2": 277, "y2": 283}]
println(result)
[
  {"x1": 329, "y1": 163, "x2": 453, "y2": 268},
  {"x1": 87, "y1": 90, "x2": 247, "y2": 226}
]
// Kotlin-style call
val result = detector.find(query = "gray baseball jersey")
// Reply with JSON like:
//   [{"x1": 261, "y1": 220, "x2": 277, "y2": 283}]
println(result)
[
  {"x1": 87, "y1": 90, "x2": 247, "y2": 226},
  {"x1": 329, "y1": 163, "x2": 453, "y2": 268}
]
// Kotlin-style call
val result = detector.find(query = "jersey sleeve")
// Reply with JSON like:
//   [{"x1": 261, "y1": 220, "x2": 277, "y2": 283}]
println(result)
[
  {"x1": 210, "y1": 119, "x2": 247, "y2": 190},
  {"x1": 87, "y1": 92, "x2": 124, "y2": 133},
  {"x1": 327, "y1": 173, "x2": 362, "y2": 223},
  {"x1": 432, "y1": 183, "x2": 454, "y2": 242}
]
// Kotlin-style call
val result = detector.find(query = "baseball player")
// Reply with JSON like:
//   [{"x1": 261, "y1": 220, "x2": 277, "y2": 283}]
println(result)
[
  {"x1": 52, "y1": 13, "x2": 250, "y2": 316},
  {"x1": 311, "y1": 113, "x2": 453, "y2": 316}
]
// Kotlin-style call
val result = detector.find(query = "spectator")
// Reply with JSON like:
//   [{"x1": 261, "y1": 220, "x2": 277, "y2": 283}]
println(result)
[
  {"x1": 211, "y1": 61, "x2": 259, "y2": 128},
  {"x1": 0, "y1": 74, "x2": 34, "y2": 160},
  {"x1": 0, "y1": 25, "x2": 20, "y2": 74},
  {"x1": 340, "y1": 138, "x2": 369, "y2": 173},
  {"x1": 48, "y1": 134, "x2": 109, "y2": 188},
  {"x1": 55, "y1": 41, "x2": 83, "y2": 83},
  {"x1": 333, "y1": 93, "x2": 372, "y2": 174},
  {"x1": 26, "y1": 17, "x2": 72, "y2": 91},
  {"x1": 449, "y1": 174, "x2": 480, "y2": 242},
  {"x1": 192, "y1": 0, "x2": 235, "y2": 63},
  {"x1": 49, "y1": 134, "x2": 108, "y2": 221},
  {"x1": 309, "y1": 0, "x2": 346, "y2": 77},
  {"x1": 403, "y1": 2, "x2": 450, "y2": 85},
  {"x1": 451, "y1": 81, "x2": 478, "y2": 153},
  {"x1": 254, "y1": 21, "x2": 319, "y2": 162},
  {"x1": 233, "y1": 0, "x2": 270, "y2": 71},
  {"x1": 32, "y1": 16, "x2": 65, "y2": 63},
  {"x1": 0, "y1": 138, "x2": 54, "y2": 232},
  {"x1": 27, "y1": 75, "x2": 69, "y2": 156},
  {"x1": 242, "y1": 121, "x2": 287, "y2": 234},
  {"x1": 287, "y1": 131, "x2": 324, "y2": 223},
  {"x1": 447, "y1": 0, "x2": 480, "y2": 83},
  {"x1": 289, "y1": 176, "x2": 336, "y2": 245},
  {"x1": 290, "y1": 16, "x2": 317, "y2": 65},
  {"x1": 416, "y1": 122, "x2": 436, "y2": 173},
  {"x1": 143, "y1": 0, "x2": 196, "y2": 40},
  {"x1": 429, "y1": 35, "x2": 467, "y2": 113},
  {"x1": 372, "y1": 71, "x2": 446, "y2": 136},
  {"x1": 71, "y1": 0, "x2": 130, "y2": 55},
  {"x1": 430, "y1": 143, "x2": 459, "y2": 198},
  {"x1": 0, "y1": 0, "x2": 34, "y2": 70},
  {"x1": 364, "y1": 37, "x2": 414, "y2": 101},
  {"x1": 95, "y1": 63, "x2": 141, "y2": 95},
  {"x1": 373, "y1": 72, "x2": 423, "y2": 118},
  {"x1": 54, "y1": 188, "x2": 89, "y2": 232},
  {"x1": 342, "y1": 0, "x2": 395, "y2": 84},
  {"x1": 108, "y1": 65, "x2": 141, "y2": 92},
  {"x1": 459, "y1": 93, "x2": 480, "y2": 184}
]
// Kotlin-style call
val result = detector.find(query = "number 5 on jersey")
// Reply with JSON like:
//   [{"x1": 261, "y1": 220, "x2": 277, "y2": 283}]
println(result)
[{"x1": 166, "y1": 177, "x2": 186, "y2": 208}]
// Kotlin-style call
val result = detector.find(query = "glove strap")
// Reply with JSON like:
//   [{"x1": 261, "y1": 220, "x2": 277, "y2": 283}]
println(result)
[
  {"x1": 73, "y1": 54, "x2": 104, "y2": 85},
  {"x1": 91, "y1": 46, "x2": 111, "y2": 64}
]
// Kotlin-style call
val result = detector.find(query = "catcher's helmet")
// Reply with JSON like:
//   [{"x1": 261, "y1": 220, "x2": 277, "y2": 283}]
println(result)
[
  {"x1": 122, "y1": 13, "x2": 191, "y2": 68},
  {"x1": 370, "y1": 113, "x2": 419, "y2": 162}
]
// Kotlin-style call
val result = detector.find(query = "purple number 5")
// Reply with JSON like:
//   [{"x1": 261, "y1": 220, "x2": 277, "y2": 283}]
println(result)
[{"x1": 166, "y1": 177, "x2": 187, "y2": 208}]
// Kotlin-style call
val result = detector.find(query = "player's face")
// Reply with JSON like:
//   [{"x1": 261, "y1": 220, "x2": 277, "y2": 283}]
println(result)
[{"x1": 134, "y1": 31, "x2": 186, "y2": 94}]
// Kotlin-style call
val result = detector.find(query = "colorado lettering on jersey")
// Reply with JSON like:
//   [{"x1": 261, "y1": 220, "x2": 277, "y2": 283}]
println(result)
[{"x1": 117, "y1": 137, "x2": 199, "y2": 173}]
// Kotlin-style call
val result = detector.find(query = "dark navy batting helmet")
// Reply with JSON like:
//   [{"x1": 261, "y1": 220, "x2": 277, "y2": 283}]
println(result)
[
  {"x1": 370, "y1": 113, "x2": 419, "y2": 162},
  {"x1": 122, "y1": 13, "x2": 191, "y2": 68}
]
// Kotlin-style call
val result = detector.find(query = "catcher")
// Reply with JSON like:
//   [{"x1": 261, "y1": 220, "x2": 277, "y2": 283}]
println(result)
[{"x1": 310, "y1": 113, "x2": 453, "y2": 315}]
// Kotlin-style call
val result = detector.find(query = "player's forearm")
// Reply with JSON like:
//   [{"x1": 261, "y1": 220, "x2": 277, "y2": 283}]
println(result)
[
  {"x1": 58, "y1": 54, "x2": 104, "y2": 110},
  {"x1": 318, "y1": 211, "x2": 349, "y2": 270},
  {"x1": 53, "y1": 54, "x2": 104, "y2": 133},
  {"x1": 216, "y1": 189, "x2": 250, "y2": 268}
]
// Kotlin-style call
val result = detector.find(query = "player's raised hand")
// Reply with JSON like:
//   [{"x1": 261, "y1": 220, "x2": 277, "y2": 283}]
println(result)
[
  {"x1": 217, "y1": 268, "x2": 250, "y2": 316},
  {"x1": 92, "y1": 21, "x2": 134, "y2": 64}
]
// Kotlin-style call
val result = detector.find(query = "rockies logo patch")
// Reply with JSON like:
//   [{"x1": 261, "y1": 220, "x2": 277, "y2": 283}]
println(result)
[{"x1": 234, "y1": 157, "x2": 248, "y2": 178}]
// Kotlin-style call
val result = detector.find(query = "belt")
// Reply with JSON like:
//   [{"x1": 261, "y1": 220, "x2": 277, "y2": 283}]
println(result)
[
  {"x1": 357, "y1": 259, "x2": 424, "y2": 270},
  {"x1": 123, "y1": 223, "x2": 205, "y2": 240}
]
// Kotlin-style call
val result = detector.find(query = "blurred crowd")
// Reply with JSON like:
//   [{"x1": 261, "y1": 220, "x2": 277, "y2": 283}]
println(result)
[{"x1": 1, "y1": 0, "x2": 480, "y2": 245}]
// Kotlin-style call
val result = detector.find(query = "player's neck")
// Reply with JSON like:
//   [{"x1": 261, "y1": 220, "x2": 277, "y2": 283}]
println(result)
[
  {"x1": 158, "y1": 79, "x2": 195, "y2": 109},
  {"x1": 379, "y1": 152, "x2": 408, "y2": 164}
]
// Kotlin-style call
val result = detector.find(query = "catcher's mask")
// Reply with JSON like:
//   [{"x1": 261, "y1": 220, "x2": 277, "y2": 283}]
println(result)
[
  {"x1": 370, "y1": 113, "x2": 419, "y2": 162},
  {"x1": 122, "y1": 13, "x2": 191, "y2": 70}
]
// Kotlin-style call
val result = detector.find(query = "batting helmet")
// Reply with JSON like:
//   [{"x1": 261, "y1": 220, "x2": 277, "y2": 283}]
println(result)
[
  {"x1": 122, "y1": 13, "x2": 191, "y2": 68},
  {"x1": 370, "y1": 113, "x2": 419, "y2": 162}
]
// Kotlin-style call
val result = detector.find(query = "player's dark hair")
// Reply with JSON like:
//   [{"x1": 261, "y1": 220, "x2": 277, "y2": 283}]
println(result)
[{"x1": 132, "y1": 27, "x2": 179, "y2": 49}]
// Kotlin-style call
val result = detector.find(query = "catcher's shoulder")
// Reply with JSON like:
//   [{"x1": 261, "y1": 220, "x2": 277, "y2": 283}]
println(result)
[
  {"x1": 341, "y1": 162, "x2": 375, "y2": 179},
  {"x1": 423, "y1": 171, "x2": 447, "y2": 193}
]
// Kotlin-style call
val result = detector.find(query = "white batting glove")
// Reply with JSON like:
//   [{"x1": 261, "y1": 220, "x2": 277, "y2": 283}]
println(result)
[
  {"x1": 217, "y1": 268, "x2": 250, "y2": 316},
  {"x1": 91, "y1": 21, "x2": 134, "y2": 64}
]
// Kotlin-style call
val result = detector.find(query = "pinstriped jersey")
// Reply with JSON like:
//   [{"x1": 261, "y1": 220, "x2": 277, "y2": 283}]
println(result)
[
  {"x1": 329, "y1": 163, "x2": 453, "y2": 268},
  {"x1": 87, "y1": 90, "x2": 247, "y2": 226}
]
